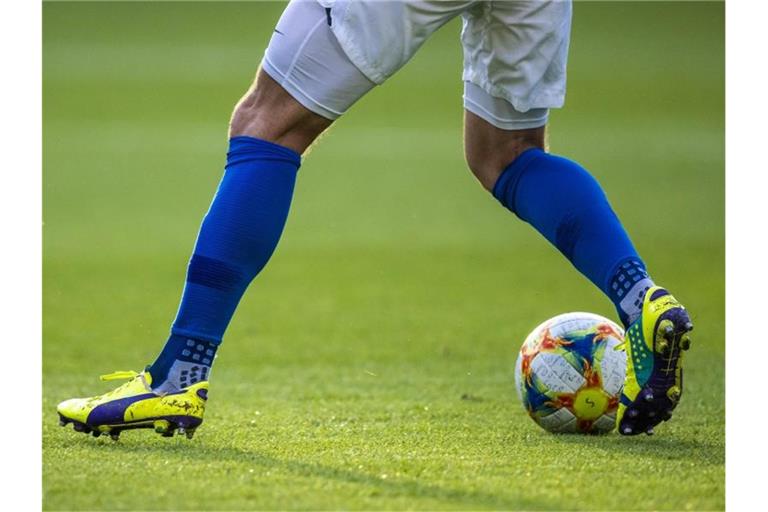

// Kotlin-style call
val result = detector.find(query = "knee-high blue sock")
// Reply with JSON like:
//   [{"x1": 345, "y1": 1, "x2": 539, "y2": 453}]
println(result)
[
  {"x1": 148, "y1": 136, "x2": 300, "y2": 391},
  {"x1": 492, "y1": 148, "x2": 654, "y2": 327}
]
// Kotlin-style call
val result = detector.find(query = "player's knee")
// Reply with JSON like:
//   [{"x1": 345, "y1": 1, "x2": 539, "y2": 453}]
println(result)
[
  {"x1": 466, "y1": 153, "x2": 503, "y2": 192},
  {"x1": 229, "y1": 97, "x2": 261, "y2": 138},
  {"x1": 464, "y1": 118, "x2": 546, "y2": 192},
  {"x1": 229, "y1": 72, "x2": 332, "y2": 154},
  {"x1": 229, "y1": 94, "x2": 279, "y2": 141},
  {"x1": 466, "y1": 144, "x2": 543, "y2": 192},
  {"x1": 228, "y1": 91, "x2": 306, "y2": 147}
]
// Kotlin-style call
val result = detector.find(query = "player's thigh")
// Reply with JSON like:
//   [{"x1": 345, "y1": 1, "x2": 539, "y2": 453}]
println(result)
[
  {"x1": 260, "y1": 0, "x2": 380, "y2": 121},
  {"x1": 461, "y1": 0, "x2": 572, "y2": 115},
  {"x1": 236, "y1": 0, "x2": 477, "y2": 153},
  {"x1": 325, "y1": 1, "x2": 472, "y2": 84}
]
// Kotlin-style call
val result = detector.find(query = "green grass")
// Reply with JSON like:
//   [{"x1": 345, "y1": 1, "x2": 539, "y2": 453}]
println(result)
[{"x1": 43, "y1": 1, "x2": 724, "y2": 510}]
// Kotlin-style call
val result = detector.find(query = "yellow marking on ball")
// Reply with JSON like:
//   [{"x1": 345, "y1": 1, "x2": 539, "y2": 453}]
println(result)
[{"x1": 573, "y1": 388, "x2": 609, "y2": 421}]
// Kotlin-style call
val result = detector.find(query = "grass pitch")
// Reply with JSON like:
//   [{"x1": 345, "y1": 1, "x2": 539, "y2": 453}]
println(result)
[{"x1": 43, "y1": 2, "x2": 724, "y2": 510}]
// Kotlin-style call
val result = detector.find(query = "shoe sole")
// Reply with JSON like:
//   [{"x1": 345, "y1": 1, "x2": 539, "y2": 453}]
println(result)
[
  {"x1": 619, "y1": 308, "x2": 693, "y2": 436},
  {"x1": 58, "y1": 414, "x2": 202, "y2": 440}
]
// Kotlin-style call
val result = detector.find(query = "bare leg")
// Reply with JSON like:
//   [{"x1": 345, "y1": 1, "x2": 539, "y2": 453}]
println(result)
[
  {"x1": 463, "y1": 110, "x2": 545, "y2": 191},
  {"x1": 230, "y1": 70, "x2": 333, "y2": 154}
]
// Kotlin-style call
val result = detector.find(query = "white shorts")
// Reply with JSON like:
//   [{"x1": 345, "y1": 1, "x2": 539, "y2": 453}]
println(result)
[{"x1": 262, "y1": 0, "x2": 572, "y2": 130}]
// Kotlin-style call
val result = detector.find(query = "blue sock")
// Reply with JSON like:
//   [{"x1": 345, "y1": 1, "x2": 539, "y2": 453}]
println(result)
[
  {"x1": 149, "y1": 136, "x2": 301, "y2": 391},
  {"x1": 492, "y1": 148, "x2": 654, "y2": 327}
]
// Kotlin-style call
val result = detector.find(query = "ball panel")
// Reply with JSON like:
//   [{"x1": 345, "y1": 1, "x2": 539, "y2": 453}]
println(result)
[
  {"x1": 592, "y1": 414, "x2": 617, "y2": 433},
  {"x1": 530, "y1": 352, "x2": 585, "y2": 393},
  {"x1": 514, "y1": 352, "x2": 524, "y2": 403},
  {"x1": 544, "y1": 312, "x2": 621, "y2": 337},
  {"x1": 522, "y1": 372, "x2": 558, "y2": 416},
  {"x1": 536, "y1": 407, "x2": 577, "y2": 432},
  {"x1": 598, "y1": 338, "x2": 627, "y2": 397}
]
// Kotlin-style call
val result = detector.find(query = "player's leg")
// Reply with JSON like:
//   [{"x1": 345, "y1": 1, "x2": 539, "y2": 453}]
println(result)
[
  {"x1": 466, "y1": 103, "x2": 692, "y2": 436},
  {"x1": 145, "y1": 71, "x2": 326, "y2": 397},
  {"x1": 55, "y1": 80, "x2": 311, "y2": 438},
  {"x1": 230, "y1": 69, "x2": 333, "y2": 153},
  {"x1": 465, "y1": 109, "x2": 655, "y2": 324},
  {"x1": 462, "y1": 0, "x2": 692, "y2": 435},
  {"x1": 146, "y1": 0, "x2": 378, "y2": 395},
  {"x1": 57, "y1": 0, "x2": 492, "y2": 439},
  {"x1": 463, "y1": 110, "x2": 545, "y2": 192},
  {"x1": 56, "y1": 0, "x2": 375, "y2": 439}
]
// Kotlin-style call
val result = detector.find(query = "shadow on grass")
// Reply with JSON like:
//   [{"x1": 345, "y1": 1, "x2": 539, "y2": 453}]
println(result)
[
  {"x1": 546, "y1": 431, "x2": 724, "y2": 466},
  {"x1": 58, "y1": 436, "x2": 555, "y2": 510}
]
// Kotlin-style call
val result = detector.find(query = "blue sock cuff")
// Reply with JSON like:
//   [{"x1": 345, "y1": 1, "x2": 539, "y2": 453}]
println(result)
[
  {"x1": 605, "y1": 257, "x2": 650, "y2": 301},
  {"x1": 170, "y1": 327, "x2": 223, "y2": 346},
  {"x1": 491, "y1": 147, "x2": 546, "y2": 212},
  {"x1": 227, "y1": 136, "x2": 302, "y2": 168}
]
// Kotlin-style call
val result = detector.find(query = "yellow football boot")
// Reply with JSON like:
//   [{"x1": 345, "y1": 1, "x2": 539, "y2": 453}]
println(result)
[
  {"x1": 617, "y1": 286, "x2": 693, "y2": 435},
  {"x1": 57, "y1": 370, "x2": 208, "y2": 440}
]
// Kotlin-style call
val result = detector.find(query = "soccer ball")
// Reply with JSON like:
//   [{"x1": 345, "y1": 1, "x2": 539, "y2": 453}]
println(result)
[{"x1": 514, "y1": 312, "x2": 626, "y2": 434}]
